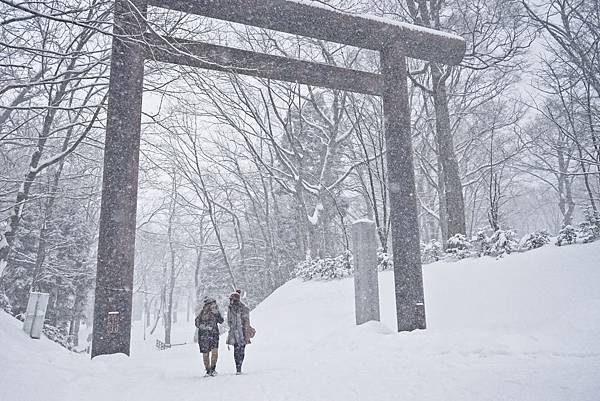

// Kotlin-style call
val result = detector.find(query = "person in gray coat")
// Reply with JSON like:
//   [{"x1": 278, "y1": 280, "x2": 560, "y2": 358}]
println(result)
[{"x1": 226, "y1": 290, "x2": 254, "y2": 374}]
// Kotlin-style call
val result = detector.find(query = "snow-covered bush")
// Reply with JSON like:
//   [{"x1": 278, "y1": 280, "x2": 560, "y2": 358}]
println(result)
[
  {"x1": 556, "y1": 225, "x2": 577, "y2": 246},
  {"x1": 377, "y1": 247, "x2": 393, "y2": 271},
  {"x1": 579, "y1": 222, "x2": 600, "y2": 243},
  {"x1": 520, "y1": 230, "x2": 550, "y2": 250},
  {"x1": 294, "y1": 251, "x2": 353, "y2": 281},
  {"x1": 421, "y1": 240, "x2": 443, "y2": 264},
  {"x1": 43, "y1": 324, "x2": 72, "y2": 349},
  {"x1": 470, "y1": 230, "x2": 491, "y2": 257},
  {"x1": 486, "y1": 229, "x2": 518, "y2": 257},
  {"x1": 0, "y1": 292, "x2": 12, "y2": 315},
  {"x1": 578, "y1": 207, "x2": 600, "y2": 243},
  {"x1": 445, "y1": 234, "x2": 472, "y2": 259}
]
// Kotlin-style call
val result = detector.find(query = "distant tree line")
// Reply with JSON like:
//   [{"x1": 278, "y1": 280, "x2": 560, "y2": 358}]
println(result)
[{"x1": 0, "y1": 0, "x2": 597, "y2": 346}]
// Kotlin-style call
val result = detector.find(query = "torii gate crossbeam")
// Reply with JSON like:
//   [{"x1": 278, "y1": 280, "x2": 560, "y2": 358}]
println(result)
[{"x1": 92, "y1": 0, "x2": 465, "y2": 357}]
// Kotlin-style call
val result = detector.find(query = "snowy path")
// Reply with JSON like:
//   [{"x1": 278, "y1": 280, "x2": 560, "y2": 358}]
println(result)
[
  {"x1": 66, "y1": 327, "x2": 600, "y2": 401},
  {"x1": 2, "y1": 241, "x2": 600, "y2": 401}
]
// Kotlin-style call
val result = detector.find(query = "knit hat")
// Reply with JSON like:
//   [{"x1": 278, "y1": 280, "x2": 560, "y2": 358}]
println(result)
[
  {"x1": 203, "y1": 296, "x2": 216, "y2": 305},
  {"x1": 229, "y1": 289, "x2": 242, "y2": 301}
]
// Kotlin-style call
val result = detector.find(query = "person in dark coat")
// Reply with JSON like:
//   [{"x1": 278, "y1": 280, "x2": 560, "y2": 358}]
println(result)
[
  {"x1": 195, "y1": 297, "x2": 224, "y2": 376},
  {"x1": 226, "y1": 289, "x2": 254, "y2": 375}
]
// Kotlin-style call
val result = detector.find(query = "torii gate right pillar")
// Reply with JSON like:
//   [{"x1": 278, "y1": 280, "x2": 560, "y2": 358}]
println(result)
[{"x1": 382, "y1": 43, "x2": 426, "y2": 331}]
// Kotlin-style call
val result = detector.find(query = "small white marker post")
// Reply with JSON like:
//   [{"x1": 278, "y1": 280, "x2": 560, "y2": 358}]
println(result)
[{"x1": 23, "y1": 292, "x2": 50, "y2": 339}]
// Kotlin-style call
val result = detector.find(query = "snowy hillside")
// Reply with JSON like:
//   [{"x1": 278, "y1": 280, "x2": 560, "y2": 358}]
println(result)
[{"x1": 2, "y1": 241, "x2": 600, "y2": 401}]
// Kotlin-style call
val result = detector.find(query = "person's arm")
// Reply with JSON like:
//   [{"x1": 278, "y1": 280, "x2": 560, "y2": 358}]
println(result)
[
  {"x1": 195, "y1": 314, "x2": 201, "y2": 329},
  {"x1": 227, "y1": 306, "x2": 233, "y2": 327},
  {"x1": 216, "y1": 310, "x2": 224, "y2": 324},
  {"x1": 242, "y1": 306, "x2": 250, "y2": 328}
]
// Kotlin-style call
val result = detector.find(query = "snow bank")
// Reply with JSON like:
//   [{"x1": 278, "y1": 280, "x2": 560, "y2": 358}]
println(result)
[
  {"x1": 248, "y1": 241, "x2": 600, "y2": 400},
  {"x1": 1, "y1": 241, "x2": 599, "y2": 401},
  {"x1": 0, "y1": 312, "x2": 86, "y2": 401}
]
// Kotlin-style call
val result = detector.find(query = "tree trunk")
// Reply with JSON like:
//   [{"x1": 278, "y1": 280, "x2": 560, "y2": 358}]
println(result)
[
  {"x1": 557, "y1": 143, "x2": 575, "y2": 226},
  {"x1": 194, "y1": 248, "x2": 202, "y2": 304},
  {"x1": 150, "y1": 295, "x2": 163, "y2": 336},
  {"x1": 577, "y1": 143, "x2": 598, "y2": 214},
  {"x1": 165, "y1": 173, "x2": 177, "y2": 345},
  {"x1": 436, "y1": 154, "x2": 449, "y2": 242},
  {"x1": 431, "y1": 64, "x2": 466, "y2": 240},
  {"x1": 187, "y1": 294, "x2": 191, "y2": 322}
]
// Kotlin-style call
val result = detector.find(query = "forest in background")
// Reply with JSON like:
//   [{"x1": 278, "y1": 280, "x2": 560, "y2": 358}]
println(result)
[{"x1": 0, "y1": 0, "x2": 598, "y2": 347}]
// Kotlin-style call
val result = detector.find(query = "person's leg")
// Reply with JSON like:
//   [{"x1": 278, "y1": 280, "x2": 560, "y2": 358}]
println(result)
[
  {"x1": 202, "y1": 350, "x2": 211, "y2": 374},
  {"x1": 234, "y1": 344, "x2": 246, "y2": 373},
  {"x1": 233, "y1": 345, "x2": 242, "y2": 372},
  {"x1": 210, "y1": 348, "x2": 219, "y2": 373}
]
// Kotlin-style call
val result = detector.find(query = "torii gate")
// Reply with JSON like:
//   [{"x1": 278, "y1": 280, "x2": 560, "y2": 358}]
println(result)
[{"x1": 92, "y1": 0, "x2": 465, "y2": 357}]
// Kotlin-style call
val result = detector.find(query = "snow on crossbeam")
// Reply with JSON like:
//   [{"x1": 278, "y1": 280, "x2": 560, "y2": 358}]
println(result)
[{"x1": 148, "y1": 0, "x2": 466, "y2": 65}]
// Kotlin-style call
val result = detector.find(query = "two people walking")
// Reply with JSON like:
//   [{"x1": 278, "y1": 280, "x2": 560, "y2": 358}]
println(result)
[{"x1": 195, "y1": 289, "x2": 254, "y2": 376}]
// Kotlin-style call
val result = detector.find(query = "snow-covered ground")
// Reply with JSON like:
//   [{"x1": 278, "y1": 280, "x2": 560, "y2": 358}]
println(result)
[{"x1": 2, "y1": 241, "x2": 600, "y2": 401}]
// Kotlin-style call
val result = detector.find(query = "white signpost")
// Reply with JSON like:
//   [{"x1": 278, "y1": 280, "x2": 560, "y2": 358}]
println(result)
[{"x1": 23, "y1": 292, "x2": 50, "y2": 339}]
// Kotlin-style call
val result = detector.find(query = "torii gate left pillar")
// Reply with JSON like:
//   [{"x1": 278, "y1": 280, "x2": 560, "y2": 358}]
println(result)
[
  {"x1": 91, "y1": 0, "x2": 147, "y2": 357},
  {"x1": 92, "y1": 0, "x2": 465, "y2": 357}
]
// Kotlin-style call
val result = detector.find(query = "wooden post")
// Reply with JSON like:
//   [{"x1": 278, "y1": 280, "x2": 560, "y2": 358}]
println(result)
[
  {"x1": 381, "y1": 43, "x2": 426, "y2": 331},
  {"x1": 91, "y1": 0, "x2": 147, "y2": 357},
  {"x1": 352, "y1": 220, "x2": 380, "y2": 325}
]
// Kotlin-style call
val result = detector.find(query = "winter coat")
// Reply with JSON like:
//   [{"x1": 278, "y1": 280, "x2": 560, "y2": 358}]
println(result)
[
  {"x1": 226, "y1": 301, "x2": 251, "y2": 346},
  {"x1": 195, "y1": 308, "x2": 223, "y2": 352}
]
